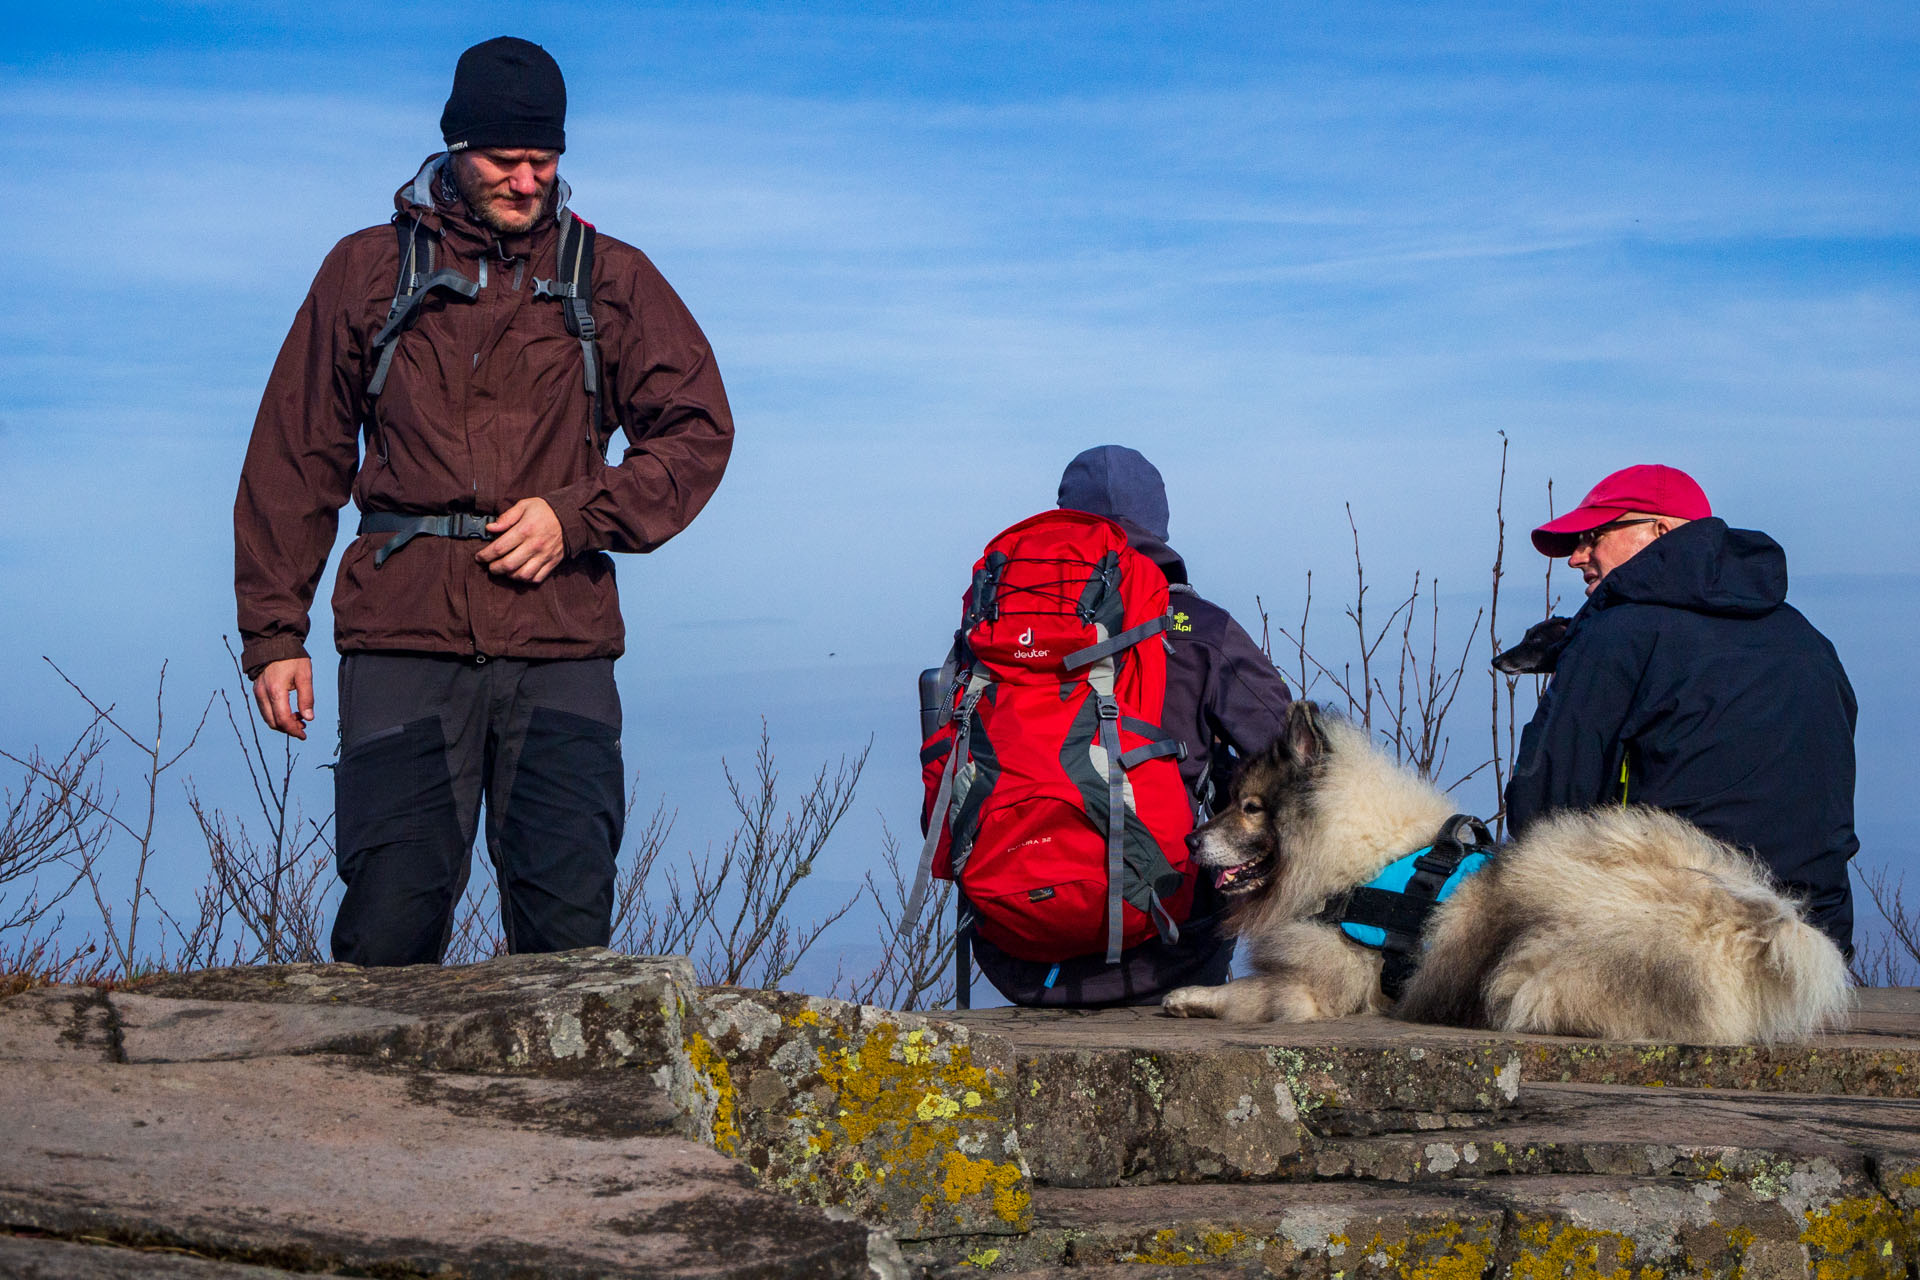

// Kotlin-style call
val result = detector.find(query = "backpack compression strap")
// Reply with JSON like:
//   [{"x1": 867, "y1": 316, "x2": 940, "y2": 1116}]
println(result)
[
  {"x1": 1317, "y1": 813, "x2": 1494, "y2": 999},
  {"x1": 534, "y1": 211, "x2": 604, "y2": 446},
  {"x1": 903, "y1": 673, "x2": 990, "y2": 933},
  {"x1": 368, "y1": 217, "x2": 480, "y2": 398},
  {"x1": 1077, "y1": 616, "x2": 1185, "y2": 963}
]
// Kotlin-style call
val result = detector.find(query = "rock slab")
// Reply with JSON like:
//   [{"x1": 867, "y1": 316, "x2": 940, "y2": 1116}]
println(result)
[{"x1": 0, "y1": 1051, "x2": 868, "y2": 1278}]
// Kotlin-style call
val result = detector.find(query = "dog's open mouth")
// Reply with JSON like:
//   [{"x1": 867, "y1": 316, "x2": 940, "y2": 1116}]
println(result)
[{"x1": 1211, "y1": 856, "x2": 1274, "y2": 897}]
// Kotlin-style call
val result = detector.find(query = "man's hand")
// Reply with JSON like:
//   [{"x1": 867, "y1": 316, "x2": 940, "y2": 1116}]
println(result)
[
  {"x1": 478, "y1": 497, "x2": 565, "y2": 583},
  {"x1": 253, "y1": 657, "x2": 315, "y2": 740}
]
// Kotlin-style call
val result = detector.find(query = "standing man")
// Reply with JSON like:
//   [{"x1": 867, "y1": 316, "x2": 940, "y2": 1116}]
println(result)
[
  {"x1": 1506, "y1": 465, "x2": 1858, "y2": 954},
  {"x1": 235, "y1": 37, "x2": 733, "y2": 965}
]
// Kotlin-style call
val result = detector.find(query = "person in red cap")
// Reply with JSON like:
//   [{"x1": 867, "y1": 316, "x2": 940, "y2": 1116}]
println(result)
[
  {"x1": 1504, "y1": 465, "x2": 1859, "y2": 955},
  {"x1": 1531, "y1": 463, "x2": 1714, "y2": 595}
]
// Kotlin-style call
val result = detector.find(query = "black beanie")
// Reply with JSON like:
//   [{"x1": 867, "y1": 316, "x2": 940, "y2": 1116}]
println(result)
[{"x1": 441, "y1": 37, "x2": 567, "y2": 154}]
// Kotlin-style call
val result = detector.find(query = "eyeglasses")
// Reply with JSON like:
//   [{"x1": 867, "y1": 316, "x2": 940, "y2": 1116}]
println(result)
[{"x1": 1572, "y1": 518, "x2": 1660, "y2": 552}]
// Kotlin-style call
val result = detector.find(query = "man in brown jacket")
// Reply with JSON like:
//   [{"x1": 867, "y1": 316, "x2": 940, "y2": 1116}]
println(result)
[{"x1": 234, "y1": 37, "x2": 734, "y2": 965}]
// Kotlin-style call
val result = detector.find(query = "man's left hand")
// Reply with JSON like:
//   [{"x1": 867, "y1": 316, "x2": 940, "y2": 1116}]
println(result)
[{"x1": 479, "y1": 498, "x2": 566, "y2": 583}]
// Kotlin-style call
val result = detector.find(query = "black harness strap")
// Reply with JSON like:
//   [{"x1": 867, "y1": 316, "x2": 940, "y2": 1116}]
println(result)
[{"x1": 1318, "y1": 813, "x2": 1496, "y2": 999}]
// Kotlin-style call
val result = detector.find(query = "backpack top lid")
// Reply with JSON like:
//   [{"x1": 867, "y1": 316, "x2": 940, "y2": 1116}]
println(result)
[{"x1": 962, "y1": 510, "x2": 1167, "y2": 681}]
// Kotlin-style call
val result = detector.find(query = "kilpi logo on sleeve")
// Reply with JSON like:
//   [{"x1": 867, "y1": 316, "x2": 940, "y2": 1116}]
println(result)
[{"x1": 1171, "y1": 611, "x2": 1193, "y2": 633}]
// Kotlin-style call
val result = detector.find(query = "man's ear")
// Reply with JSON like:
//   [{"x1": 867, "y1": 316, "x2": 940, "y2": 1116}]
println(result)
[{"x1": 1284, "y1": 700, "x2": 1329, "y2": 766}]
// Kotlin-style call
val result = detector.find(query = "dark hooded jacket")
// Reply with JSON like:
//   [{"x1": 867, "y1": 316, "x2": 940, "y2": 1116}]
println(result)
[
  {"x1": 968, "y1": 446, "x2": 1294, "y2": 1006},
  {"x1": 1055, "y1": 446, "x2": 1294, "y2": 806},
  {"x1": 1505, "y1": 517, "x2": 1858, "y2": 952},
  {"x1": 235, "y1": 155, "x2": 734, "y2": 677}
]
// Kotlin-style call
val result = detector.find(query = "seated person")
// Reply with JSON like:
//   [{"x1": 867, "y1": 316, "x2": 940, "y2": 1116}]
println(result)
[
  {"x1": 1506, "y1": 464, "x2": 1858, "y2": 955},
  {"x1": 969, "y1": 445, "x2": 1295, "y2": 1004}
]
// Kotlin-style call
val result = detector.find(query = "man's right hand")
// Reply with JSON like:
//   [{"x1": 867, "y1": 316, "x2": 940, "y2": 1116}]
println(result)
[{"x1": 253, "y1": 657, "x2": 315, "y2": 740}]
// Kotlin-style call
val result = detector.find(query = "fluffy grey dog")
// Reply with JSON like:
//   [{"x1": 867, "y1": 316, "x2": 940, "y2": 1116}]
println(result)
[{"x1": 1163, "y1": 702, "x2": 1850, "y2": 1043}]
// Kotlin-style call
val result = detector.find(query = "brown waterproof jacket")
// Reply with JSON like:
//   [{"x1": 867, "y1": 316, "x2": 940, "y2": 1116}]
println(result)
[{"x1": 235, "y1": 156, "x2": 734, "y2": 677}]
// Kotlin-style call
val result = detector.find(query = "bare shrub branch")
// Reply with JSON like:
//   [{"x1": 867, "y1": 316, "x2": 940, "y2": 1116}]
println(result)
[
  {"x1": 169, "y1": 641, "x2": 334, "y2": 968},
  {"x1": 839, "y1": 819, "x2": 955, "y2": 1012},
  {"x1": 1850, "y1": 865, "x2": 1920, "y2": 987},
  {"x1": 0, "y1": 720, "x2": 107, "y2": 943}
]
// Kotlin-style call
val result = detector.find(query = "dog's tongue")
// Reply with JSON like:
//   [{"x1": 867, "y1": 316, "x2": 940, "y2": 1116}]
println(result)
[{"x1": 1213, "y1": 865, "x2": 1243, "y2": 891}]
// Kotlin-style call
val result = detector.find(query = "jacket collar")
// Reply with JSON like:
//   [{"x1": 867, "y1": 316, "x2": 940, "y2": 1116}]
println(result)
[{"x1": 393, "y1": 152, "x2": 574, "y2": 259}]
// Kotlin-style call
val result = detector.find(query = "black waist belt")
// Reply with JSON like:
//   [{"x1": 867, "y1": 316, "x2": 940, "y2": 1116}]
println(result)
[{"x1": 359, "y1": 512, "x2": 495, "y2": 566}]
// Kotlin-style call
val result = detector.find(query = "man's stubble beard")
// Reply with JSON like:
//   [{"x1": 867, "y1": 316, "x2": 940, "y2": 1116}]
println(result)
[{"x1": 450, "y1": 155, "x2": 556, "y2": 237}]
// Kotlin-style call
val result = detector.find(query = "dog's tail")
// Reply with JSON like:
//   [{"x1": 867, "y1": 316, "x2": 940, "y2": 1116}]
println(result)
[
  {"x1": 1431, "y1": 808, "x2": 1853, "y2": 1043},
  {"x1": 1732, "y1": 885, "x2": 1852, "y2": 1043}
]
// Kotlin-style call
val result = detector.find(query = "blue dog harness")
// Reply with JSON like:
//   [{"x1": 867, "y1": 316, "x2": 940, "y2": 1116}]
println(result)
[{"x1": 1315, "y1": 814, "x2": 1495, "y2": 999}]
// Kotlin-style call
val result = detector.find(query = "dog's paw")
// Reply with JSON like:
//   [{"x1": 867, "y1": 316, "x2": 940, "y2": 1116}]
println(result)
[{"x1": 1161, "y1": 985, "x2": 1220, "y2": 1019}]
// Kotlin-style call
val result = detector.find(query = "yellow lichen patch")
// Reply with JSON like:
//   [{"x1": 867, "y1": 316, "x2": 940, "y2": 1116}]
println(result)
[
  {"x1": 789, "y1": 1007, "x2": 822, "y2": 1028},
  {"x1": 1201, "y1": 1229, "x2": 1249, "y2": 1256},
  {"x1": 965, "y1": 1248, "x2": 1002, "y2": 1268},
  {"x1": 1510, "y1": 1220, "x2": 1636, "y2": 1280},
  {"x1": 1800, "y1": 1197, "x2": 1915, "y2": 1280},
  {"x1": 1123, "y1": 1227, "x2": 1201, "y2": 1266},
  {"x1": 916, "y1": 1091, "x2": 962, "y2": 1122},
  {"x1": 684, "y1": 1032, "x2": 740, "y2": 1156},
  {"x1": 1334, "y1": 1222, "x2": 1496, "y2": 1280},
  {"x1": 940, "y1": 1150, "x2": 1031, "y2": 1224},
  {"x1": 789, "y1": 1020, "x2": 1028, "y2": 1228}
]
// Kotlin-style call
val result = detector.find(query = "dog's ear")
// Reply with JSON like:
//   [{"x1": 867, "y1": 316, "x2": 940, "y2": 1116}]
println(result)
[{"x1": 1283, "y1": 700, "x2": 1331, "y2": 767}]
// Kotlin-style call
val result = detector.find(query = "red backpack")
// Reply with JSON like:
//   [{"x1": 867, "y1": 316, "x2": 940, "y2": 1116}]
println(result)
[{"x1": 908, "y1": 510, "x2": 1197, "y2": 968}]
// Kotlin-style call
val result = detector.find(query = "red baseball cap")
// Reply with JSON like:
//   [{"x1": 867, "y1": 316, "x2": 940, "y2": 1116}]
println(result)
[{"x1": 1531, "y1": 464, "x2": 1712, "y2": 557}]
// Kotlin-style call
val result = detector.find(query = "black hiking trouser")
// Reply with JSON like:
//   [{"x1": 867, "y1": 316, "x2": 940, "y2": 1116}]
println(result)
[{"x1": 330, "y1": 653, "x2": 624, "y2": 966}]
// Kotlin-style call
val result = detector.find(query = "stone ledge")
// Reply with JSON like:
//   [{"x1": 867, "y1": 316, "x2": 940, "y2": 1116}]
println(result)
[
  {"x1": 9, "y1": 962, "x2": 1916, "y2": 1275},
  {"x1": 120, "y1": 952, "x2": 1038, "y2": 1241},
  {"x1": 950, "y1": 993, "x2": 1920, "y2": 1099},
  {"x1": 1009, "y1": 1041, "x2": 1522, "y2": 1187},
  {"x1": 916, "y1": 1174, "x2": 1919, "y2": 1275}
]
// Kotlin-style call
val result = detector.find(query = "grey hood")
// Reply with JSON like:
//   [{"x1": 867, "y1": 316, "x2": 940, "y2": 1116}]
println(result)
[{"x1": 1057, "y1": 445, "x2": 1187, "y2": 584}]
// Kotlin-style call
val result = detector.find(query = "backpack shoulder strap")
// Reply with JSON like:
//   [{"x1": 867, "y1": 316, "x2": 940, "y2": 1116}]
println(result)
[
  {"x1": 536, "y1": 211, "x2": 605, "y2": 443},
  {"x1": 367, "y1": 215, "x2": 478, "y2": 398}
]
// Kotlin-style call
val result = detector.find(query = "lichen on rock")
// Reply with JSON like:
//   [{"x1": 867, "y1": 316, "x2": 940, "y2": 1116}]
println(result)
[{"x1": 689, "y1": 990, "x2": 1030, "y2": 1239}]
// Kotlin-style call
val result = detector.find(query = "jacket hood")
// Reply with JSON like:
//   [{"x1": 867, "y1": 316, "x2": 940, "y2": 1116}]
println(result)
[
  {"x1": 1057, "y1": 445, "x2": 1188, "y2": 583},
  {"x1": 392, "y1": 152, "x2": 573, "y2": 252},
  {"x1": 1586, "y1": 517, "x2": 1787, "y2": 619}
]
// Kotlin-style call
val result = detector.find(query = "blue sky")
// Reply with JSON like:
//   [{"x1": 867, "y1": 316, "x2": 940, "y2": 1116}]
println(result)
[{"x1": 4, "y1": 2, "x2": 1917, "y2": 981}]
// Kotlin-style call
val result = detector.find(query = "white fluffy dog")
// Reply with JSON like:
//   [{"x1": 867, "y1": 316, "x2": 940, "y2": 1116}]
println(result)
[{"x1": 1163, "y1": 702, "x2": 1851, "y2": 1043}]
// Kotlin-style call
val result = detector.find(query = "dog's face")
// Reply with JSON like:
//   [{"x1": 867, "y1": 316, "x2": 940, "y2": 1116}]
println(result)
[
  {"x1": 1491, "y1": 615, "x2": 1571, "y2": 676},
  {"x1": 1188, "y1": 701, "x2": 1331, "y2": 898}
]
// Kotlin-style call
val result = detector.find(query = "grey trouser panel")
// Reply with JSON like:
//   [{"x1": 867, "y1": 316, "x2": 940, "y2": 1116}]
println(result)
[{"x1": 331, "y1": 653, "x2": 624, "y2": 966}]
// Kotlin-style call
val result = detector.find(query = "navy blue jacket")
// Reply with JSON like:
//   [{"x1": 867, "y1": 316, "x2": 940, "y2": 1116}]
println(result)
[{"x1": 1505, "y1": 518, "x2": 1858, "y2": 953}]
